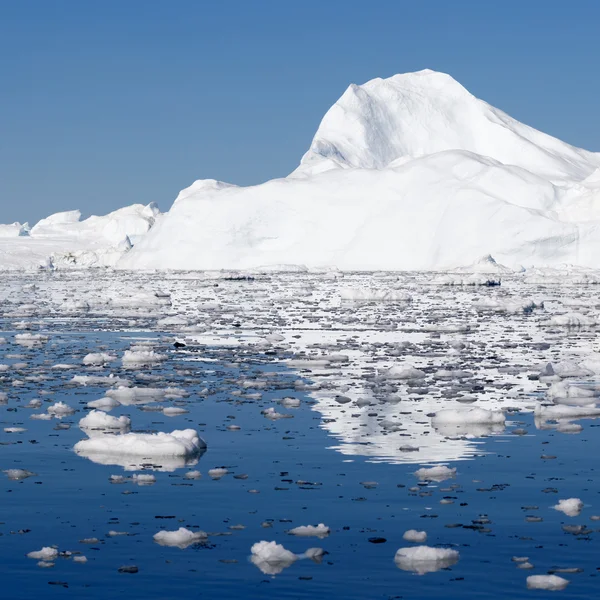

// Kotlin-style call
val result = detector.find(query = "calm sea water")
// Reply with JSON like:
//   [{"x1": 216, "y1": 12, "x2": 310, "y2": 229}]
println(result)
[{"x1": 2, "y1": 328, "x2": 599, "y2": 599}]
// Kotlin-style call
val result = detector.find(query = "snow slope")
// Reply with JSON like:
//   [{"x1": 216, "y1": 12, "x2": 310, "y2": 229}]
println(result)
[{"x1": 119, "y1": 69, "x2": 600, "y2": 271}]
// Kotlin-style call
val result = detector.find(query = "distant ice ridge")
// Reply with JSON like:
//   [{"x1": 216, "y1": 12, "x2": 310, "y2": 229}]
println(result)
[
  {"x1": 119, "y1": 70, "x2": 600, "y2": 271},
  {"x1": 0, "y1": 203, "x2": 160, "y2": 270}
]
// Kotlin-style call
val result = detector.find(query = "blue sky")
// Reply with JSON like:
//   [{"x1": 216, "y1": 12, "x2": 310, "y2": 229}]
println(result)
[{"x1": 1, "y1": 0, "x2": 599, "y2": 224}]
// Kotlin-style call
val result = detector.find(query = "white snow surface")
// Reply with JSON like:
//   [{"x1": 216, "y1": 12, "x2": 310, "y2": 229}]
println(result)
[{"x1": 118, "y1": 70, "x2": 600, "y2": 271}]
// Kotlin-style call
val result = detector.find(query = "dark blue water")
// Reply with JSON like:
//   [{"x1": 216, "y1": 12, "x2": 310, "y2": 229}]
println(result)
[{"x1": 1, "y1": 330, "x2": 599, "y2": 599}]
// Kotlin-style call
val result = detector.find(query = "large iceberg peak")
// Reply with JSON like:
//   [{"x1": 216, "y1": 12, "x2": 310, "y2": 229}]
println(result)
[{"x1": 293, "y1": 69, "x2": 599, "y2": 181}]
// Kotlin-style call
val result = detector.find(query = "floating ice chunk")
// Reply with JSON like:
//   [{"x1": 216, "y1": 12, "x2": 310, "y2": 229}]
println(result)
[
  {"x1": 415, "y1": 466, "x2": 456, "y2": 482},
  {"x1": 280, "y1": 397, "x2": 301, "y2": 408},
  {"x1": 262, "y1": 407, "x2": 293, "y2": 420},
  {"x1": 288, "y1": 524, "x2": 330, "y2": 538},
  {"x1": 79, "y1": 409, "x2": 130, "y2": 428},
  {"x1": 208, "y1": 467, "x2": 228, "y2": 479},
  {"x1": 132, "y1": 473, "x2": 156, "y2": 486},
  {"x1": 73, "y1": 555, "x2": 88, "y2": 563},
  {"x1": 526, "y1": 575, "x2": 569, "y2": 590},
  {"x1": 535, "y1": 404, "x2": 600, "y2": 420},
  {"x1": 47, "y1": 401, "x2": 75, "y2": 416},
  {"x1": 163, "y1": 406, "x2": 188, "y2": 416},
  {"x1": 394, "y1": 546, "x2": 459, "y2": 574},
  {"x1": 301, "y1": 547, "x2": 326, "y2": 561},
  {"x1": 87, "y1": 396, "x2": 121, "y2": 411},
  {"x1": 553, "y1": 498, "x2": 583, "y2": 517},
  {"x1": 383, "y1": 365, "x2": 426, "y2": 380},
  {"x1": 106, "y1": 387, "x2": 166, "y2": 405},
  {"x1": 122, "y1": 350, "x2": 166, "y2": 367},
  {"x1": 74, "y1": 429, "x2": 205, "y2": 464},
  {"x1": 27, "y1": 547, "x2": 58, "y2": 560},
  {"x1": 250, "y1": 541, "x2": 298, "y2": 575},
  {"x1": 184, "y1": 470, "x2": 201, "y2": 479},
  {"x1": 30, "y1": 413, "x2": 52, "y2": 421},
  {"x1": 4, "y1": 427, "x2": 26, "y2": 433},
  {"x1": 544, "y1": 313, "x2": 596, "y2": 327},
  {"x1": 153, "y1": 527, "x2": 207, "y2": 549},
  {"x1": 71, "y1": 375, "x2": 130, "y2": 387},
  {"x1": 403, "y1": 530, "x2": 427, "y2": 543},
  {"x1": 340, "y1": 288, "x2": 412, "y2": 302},
  {"x1": 432, "y1": 407, "x2": 505, "y2": 427},
  {"x1": 82, "y1": 353, "x2": 116, "y2": 366},
  {"x1": 472, "y1": 297, "x2": 540, "y2": 314},
  {"x1": 14, "y1": 333, "x2": 48, "y2": 347},
  {"x1": 4, "y1": 469, "x2": 36, "y2": 480}
]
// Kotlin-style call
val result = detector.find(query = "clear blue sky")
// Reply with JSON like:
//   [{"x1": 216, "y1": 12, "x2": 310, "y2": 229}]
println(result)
[{"x1": 1, "y1": 0, "x2": 599, "y2": 224}]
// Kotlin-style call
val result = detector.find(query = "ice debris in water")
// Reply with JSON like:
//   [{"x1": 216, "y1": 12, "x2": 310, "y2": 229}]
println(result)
[
  {"x1": 87, "y1": 396, "x2": 121, "y2": 411},
  {"x1": 403, "y1": 530, "x2": 428, "y2": 543},
  {"x1": 553, "y1": 498, "x2": 584, "y2": 517},
  {"x1": 288, "y1": 524, "x2": 330, "y2": 538},
  {"x1": 153, "y1": 528, "x2": 208, "y2": 549},
  {"x1": 82, "y1": 352, "x2": 116, "y2": 366},
  {"x1": 47, "y1": 401, "x2": 76, "y2": 416},
  {"x1": 394, "y1": 546, "x2": 459, "y2": 575},
  {"x1": 382, "y1": 365, "x2": 426, "y2": 380},
  {"x1": 132, "y1": 473, "x2": 156, "y2": 486},
  {"x1": 262, "y1": 407, "x2": 293, "y2": 420},
  {"x1": 79, "y1": 410, "x2": 131, "y2": 431},
  {"x1": 122, "y1": 350, "x2": 166, "y2": 367},
  {"x1": 74, "y1": 429, "x2": 206, "y2": 459},
  {"x1": 27, "y1": 547, "x2": 58, "y2": 560},
  {"x1": 4, "y1": 469, "x2": 36, "y2": 480},
  {"x1": 414, "y1": 465, "x2": 457, "y2": 482},
  {"x1": 432, "y1": 408, "x2": 505, "y2": 426},
  {"x1": 250, "y1": 541, "x2": 298, "y2": 575},
  {"x1": 526, "y1": 575, "x2": 569, "y2": 590}
]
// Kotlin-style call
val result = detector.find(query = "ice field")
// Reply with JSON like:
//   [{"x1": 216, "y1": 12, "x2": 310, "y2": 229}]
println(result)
[{"x1": 2, "y1": 269, "x2": 600, "y2": 598}]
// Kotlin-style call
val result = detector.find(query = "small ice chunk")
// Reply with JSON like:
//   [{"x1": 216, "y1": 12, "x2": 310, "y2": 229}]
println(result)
[
  {"x1": 288, "y1": 524, "x2": 330, "y2": 538},
  {"x1": 250, "y1": 541, "x2": 297, "y2": 575},
  {"x1": 87, "y1": 397, "x2": 121, "y2": 411},
  {"x1": 47, "y1": 401, "x2": 75, "y2": 416},
  {"x1": 163, "y1": 406, "x2": 188, "y2": 416},
  {"x1": 27, "y1": 547, "x2": 58, "y2": 560},
  {"x1": 526, "y1": 575, "x2": 569, "y2": 590},
  {"x1": 153, "y1": 527, "x2": 207, "y2": 549},
  {"x1": 208, "y1": 468, "x2": 228, "y2": 480},
  {"x1": 4, "y1": 469, "x2": 36, "y2": 480},
  {"x1": 553, "y1": 498, "x2": 583, "y2": 517},
  {"x1": 82, "y1": 353, "x2": 116, "y2": 366},
  {"x1": 383, "y1": 365, "x2": 426, "y2": 380},
  {"x1": 394, "y1": 546, "x2": 459, "y2": 574},
  {"x1": 403, "y1": 530, "x2": 427, "y2": 543},
  {"x1": 132, "y1": 473, "x2": 156, "y2": 486},
  {"x1": 79, "y1": 410, "x2": 130, "y2": 431},
  {"x1": 74, "y1": 429, "x2": 206, "y2": 461},
  {"x1": 415, "y1": 466, "x2": 456, "y2": 482}
]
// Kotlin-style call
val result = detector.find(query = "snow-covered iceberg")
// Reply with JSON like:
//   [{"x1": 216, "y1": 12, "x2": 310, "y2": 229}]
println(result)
[{"x1": 119, "y1": 69, "x2": 600, "y2": 271}]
